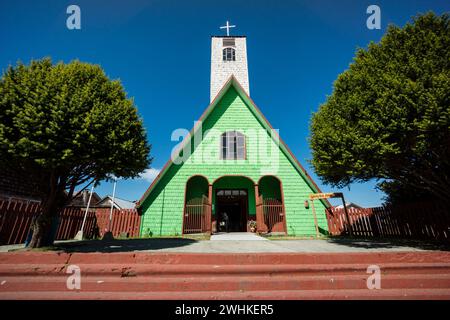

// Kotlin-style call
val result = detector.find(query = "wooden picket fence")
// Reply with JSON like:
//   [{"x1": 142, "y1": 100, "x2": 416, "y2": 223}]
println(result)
[
  {"x1": 326, "y1": 201, "x2": 450, "y2": 241},
  {"x1": 94, "y1": 208, "x2": 141, "y2": 238},
  {"x1": 0, "y1": 198, "x2": 141, "y2": 245}
]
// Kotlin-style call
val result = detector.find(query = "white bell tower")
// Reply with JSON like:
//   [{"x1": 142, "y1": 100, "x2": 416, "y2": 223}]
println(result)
[{"x1": 210, "y1": 21, "x2": 250, "y2": 102}]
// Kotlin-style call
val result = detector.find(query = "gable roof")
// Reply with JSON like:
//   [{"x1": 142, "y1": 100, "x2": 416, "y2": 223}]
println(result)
[
  {"x1": 336, "y1": 202, "x2": 362, "y2": 209},
  {"x1": 69, "y1": 190, "x2": 102, "y2": 207},
  {"x1": 137, "y1": 76, "x2": 330, "y2": 208},
  {"x1": 96, "y1": 196, "x2": 136, "y2": 209}
]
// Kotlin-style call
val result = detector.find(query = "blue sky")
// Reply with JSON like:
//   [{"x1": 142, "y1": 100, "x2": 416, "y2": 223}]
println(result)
[{"x1": 1, "y1": 0, "x2": 449, "y2": 207}]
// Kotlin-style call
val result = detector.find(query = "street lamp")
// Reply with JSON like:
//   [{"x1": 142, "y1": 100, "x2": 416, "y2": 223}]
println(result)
[
  {"x1": 74, "y1": 182, "x2": 95, "y2": 240},
  {"x1": 102, "y1": 176, "x2": 117, "y2": 241}
]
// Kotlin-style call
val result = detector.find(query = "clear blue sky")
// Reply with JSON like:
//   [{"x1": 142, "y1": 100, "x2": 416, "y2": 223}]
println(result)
[{"x1": 1, "y1": 0, "x2": 449, "y2": 207}]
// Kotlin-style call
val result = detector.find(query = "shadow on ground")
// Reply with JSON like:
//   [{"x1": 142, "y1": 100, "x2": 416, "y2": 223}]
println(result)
[
  {"x1": 53, "y1": 238, "x2": 198, "y2": 253},
  {"x1": 326, "y1": 237, "x2": 450, "y2": 251}
]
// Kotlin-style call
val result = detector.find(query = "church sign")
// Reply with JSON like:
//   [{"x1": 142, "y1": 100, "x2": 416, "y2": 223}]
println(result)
[
  {"x1": 309, "y1": 192, "x2": 351, "y2": 237},
  {"x1": 309, "y1": 192, "x2": 343, "y2": 200}
]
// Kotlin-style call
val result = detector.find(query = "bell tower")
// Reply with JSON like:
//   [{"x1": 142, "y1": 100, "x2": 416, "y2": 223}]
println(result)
[{"x1": 210, "y1": 21, "x2": 250, "y2": 102}]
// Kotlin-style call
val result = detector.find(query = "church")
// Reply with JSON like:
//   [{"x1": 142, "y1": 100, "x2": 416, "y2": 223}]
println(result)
[{"x1": 137, "y1": 25, "x2": 330, "y2": 237}]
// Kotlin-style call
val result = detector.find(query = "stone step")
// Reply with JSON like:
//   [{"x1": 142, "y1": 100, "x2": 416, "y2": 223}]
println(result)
[
  {"x1": 2, "y1": 251, "x2": 450, "y2": 265},
  {"x1": 1, "y1": 251, "x2": 449, "y2": 300},
  {"x1": 1, "y1": 288, "x2": 450, "y2": 300},
  {"x1": 1, "y1": 262, "x2": 450, "y2": 277},
  {"x1": 1, "y1": 273, "x2": 449, "y2": 292}
]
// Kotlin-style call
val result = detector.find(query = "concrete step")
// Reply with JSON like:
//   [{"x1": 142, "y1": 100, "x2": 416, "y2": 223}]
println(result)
[
  {"x1": 1, "y1": 288, "x2": 450, "y2": 300},
  {"x1": 1, "y1": 273, "x2": 449, "y2": 292},
  {"x1": 1, "y1": 251, "x2": 449, "y2": 265},
  {"x1": 1, "y1": 251, "x2": 449, "y2": 300},
  {"x1": 1, "y1": 262, "x2": 450, "y2": 277}
]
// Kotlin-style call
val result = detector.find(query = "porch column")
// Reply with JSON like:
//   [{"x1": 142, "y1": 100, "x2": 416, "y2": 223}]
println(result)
[
  {"x1": 207, "y1": 184, "x2": 213, "y2": 234},
  {"x1": 254, "y1": 184, "x2": 268, "y2": 233}
]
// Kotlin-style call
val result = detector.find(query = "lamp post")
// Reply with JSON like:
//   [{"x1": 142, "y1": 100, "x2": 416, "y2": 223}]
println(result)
[
  {"x1": 74, "y1": 182, "x2": 95, "y2": 240},
  {"x1": 102, "y1": 177, "x2": 117, "y2": 241},
  {"x1": 108, "y1": 177, "x2": 117, "y2": 232}
]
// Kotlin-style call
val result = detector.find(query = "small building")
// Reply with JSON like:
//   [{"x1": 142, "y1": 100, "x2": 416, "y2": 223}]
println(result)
[
  {"x1": 69, "y1": 190, "x2": 102, "y2": 208},
  {"x1": 137, "y1": 31, "x2": 330, "y2": 236},
  {"x1": 335, "y1": 202, "x2": 362, "y2": 210},
  {"x1": 95, "y1": 196, "x2": 136, "y2": 210},
  {"x1": 68, "y1": 191, "x2": 135, "y2": 210}
]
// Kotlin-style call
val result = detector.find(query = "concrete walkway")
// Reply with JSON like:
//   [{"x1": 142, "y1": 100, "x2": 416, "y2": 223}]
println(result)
[
  {"x1": 210, "y1": 232, "x2": 268, "y2": 241},
  {"x1": 1, "y1": 236, "x2": 448, "y2": 253}
]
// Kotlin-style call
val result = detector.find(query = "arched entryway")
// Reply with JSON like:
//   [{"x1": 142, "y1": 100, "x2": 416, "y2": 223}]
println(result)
[
  {"x1": 183, "y1": 175, "x2": 212, "y2": 234},
  {"x1": 257, "y1": 176, "x2": 286, "y2": 233},
  {"x1": 212, "y1": 176, "x2": 255, "y2": 233}
]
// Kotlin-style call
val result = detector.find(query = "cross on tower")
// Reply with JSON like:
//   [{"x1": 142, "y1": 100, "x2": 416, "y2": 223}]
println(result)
[{"x1": 220, "y1": 20, "x2": 236, "y2": 36}]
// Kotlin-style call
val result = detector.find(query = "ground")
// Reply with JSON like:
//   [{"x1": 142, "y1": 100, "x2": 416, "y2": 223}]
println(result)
[
  {"x1": 1, "y1": 235, "x2": 449, "y2": 300},
  {"x1": 1, "y1": 234, "x2": 448, "y2": 253}
]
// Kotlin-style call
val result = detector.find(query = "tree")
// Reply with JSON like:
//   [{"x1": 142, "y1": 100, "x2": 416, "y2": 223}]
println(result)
[
  {"x1": 0, "y1": 58, "x2": 151, "y2": 247},
  {"x1": 309, "y1": 12, "x2": 450, "y2": 205}
]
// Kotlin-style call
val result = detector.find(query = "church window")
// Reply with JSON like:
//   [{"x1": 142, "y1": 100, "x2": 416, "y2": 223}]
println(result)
[
  {"x1": 216, "y1": 189, "x2": 247, "y2": 196},
  {"x1": 221, "y1": 131, "x2": 246, "y2": 160},
  {"x1": 223, "y1": 47, "x2": 236, "y2": 61}
]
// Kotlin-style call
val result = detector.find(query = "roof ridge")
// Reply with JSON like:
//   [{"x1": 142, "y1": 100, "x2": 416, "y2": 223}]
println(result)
[{"x1": 137, "y1": 76, "x2": 330, "y2": 208}]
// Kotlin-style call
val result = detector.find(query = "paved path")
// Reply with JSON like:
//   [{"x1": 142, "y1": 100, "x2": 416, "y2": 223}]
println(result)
[{"x1": 1, "y1": 235, "x2": 448, "y2": 253}]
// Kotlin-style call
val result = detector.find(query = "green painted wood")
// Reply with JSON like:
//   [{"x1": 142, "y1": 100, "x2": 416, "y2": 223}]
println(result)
[{"x1": 140, "y1": 86, "x2": 328, "y2": 237}]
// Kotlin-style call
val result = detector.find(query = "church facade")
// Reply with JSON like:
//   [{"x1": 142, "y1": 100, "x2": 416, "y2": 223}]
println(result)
[{"x1": 137, "y1": 34, "x2": 329, "y2": 237}]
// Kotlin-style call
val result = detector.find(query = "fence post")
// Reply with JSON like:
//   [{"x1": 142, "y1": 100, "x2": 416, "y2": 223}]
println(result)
[
  {"x1": 207, "y1": 184, "x2": 213, "y2": 234},
  {"x1": 340, "y1": 194, "x2": 353, "y2": 236},
  {"x1": 310, "y1": 200, "x2": 320, "y2": 238}
]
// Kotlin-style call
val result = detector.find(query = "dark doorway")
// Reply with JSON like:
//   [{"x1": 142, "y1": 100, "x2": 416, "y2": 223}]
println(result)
[{"x1": 215, "y1": 189, "x2": 248, "y2": 232}]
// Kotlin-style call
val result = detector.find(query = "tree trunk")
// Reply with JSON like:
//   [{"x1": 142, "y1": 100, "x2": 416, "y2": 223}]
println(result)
[{"x1": 28, "y1": 194, "x2": 61, "y2": 248}]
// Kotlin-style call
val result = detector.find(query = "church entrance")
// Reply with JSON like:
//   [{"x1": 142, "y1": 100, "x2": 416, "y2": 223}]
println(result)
[
  {"x1": 212, "y1": 176, "x2": 255, "y2": 233},
  {"x1": 215, "y1": 189, "x2": 248, "y2": 232}
]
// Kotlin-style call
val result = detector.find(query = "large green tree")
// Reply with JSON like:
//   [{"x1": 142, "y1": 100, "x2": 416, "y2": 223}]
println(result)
[
  {"x1": 309, "y1": 12, "x2": 449, "y2": 205},
  {"x1": 0, "y1": 58, "x2": 151, "y2": 247}
]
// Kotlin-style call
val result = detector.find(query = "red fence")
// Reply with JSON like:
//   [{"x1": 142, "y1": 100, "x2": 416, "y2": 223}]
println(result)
[
  {"x1": 326, "y1": 201, "x2": 450, "y2": 241},
  {"x1": 0, "y1": 199, "x2": 141, "y2": 245},
  {"x1": 94, "y1": 208, "x2": 141, "y2": 238},
  {"x1": 54, "y1": 207, "x2": 97, "y2": 240},
  {"x1": 0, "y1": 200, "x2": 41, "y2": 245}
]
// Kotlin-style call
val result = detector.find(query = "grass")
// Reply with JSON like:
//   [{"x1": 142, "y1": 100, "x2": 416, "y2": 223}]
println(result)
[
  {"x1": 7, "y1": 246, "x2": 60, "y2": 252},
  {"x1": 183, "y1": 234, "x2": 211, "y2": 241},
  {"x1": 262, "y1": 234, "x2": 331, "y2": 240},
  {"x1": 136, "y1": 234, "x2": 211, "y2": 241},
  {"x1": 4, "y1": 234, "x2": 211, "y2": 253}
]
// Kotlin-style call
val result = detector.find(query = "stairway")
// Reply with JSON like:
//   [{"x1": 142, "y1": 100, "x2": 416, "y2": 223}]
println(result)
[{"x1": 0, "y1": 251, "x2": 449, "y2": 299}]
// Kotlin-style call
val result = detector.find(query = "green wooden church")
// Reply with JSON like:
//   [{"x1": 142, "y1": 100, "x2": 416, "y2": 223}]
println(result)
[{"x1": 137, "y1": 30, "x2": 330, "y2": 237}]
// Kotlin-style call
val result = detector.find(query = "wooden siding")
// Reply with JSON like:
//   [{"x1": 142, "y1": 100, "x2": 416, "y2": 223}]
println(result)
[{"x1": 140, "y1": 87, "x2": 328, "y2": 236}]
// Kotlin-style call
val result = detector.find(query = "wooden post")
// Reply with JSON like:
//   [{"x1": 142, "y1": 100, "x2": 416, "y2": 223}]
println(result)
[
  {"x1": 254, "y1": 184, "x2": 267, "y2": 233},
  {"x1": 341, "y1": 194, "x2": 352, "y2": 236},
  {"x1": 310, "y1": 200, "x2": 320, "y2": 237},
  {"x1": 255, "y1": 184, "x2": 261, "y2": 231},
  {"x1": 207, "y1": 184, "x2": 213, "y2": 235}
]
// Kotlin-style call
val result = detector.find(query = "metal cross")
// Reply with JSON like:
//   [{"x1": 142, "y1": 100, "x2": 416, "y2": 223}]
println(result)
[{"x1": 220, "y1": 20, "x2": 236, "y2": 36}]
